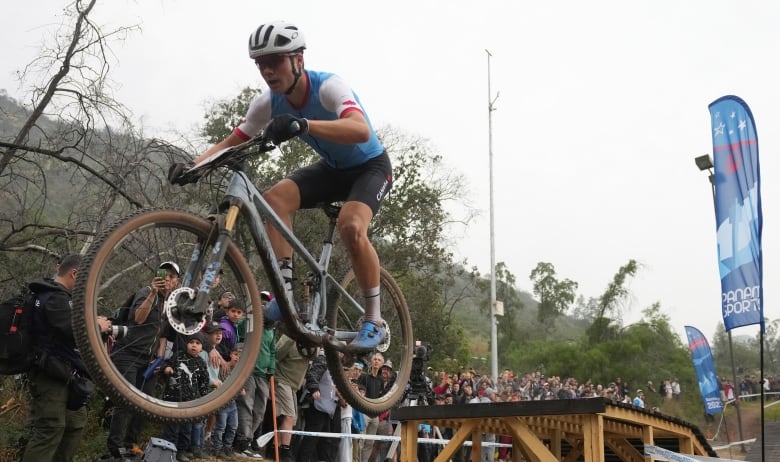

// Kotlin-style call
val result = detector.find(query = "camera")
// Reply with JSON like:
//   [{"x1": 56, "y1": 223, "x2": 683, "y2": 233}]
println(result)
[
  {"x1": 110, "y1": 325, "x2": 128, "y2": 340},
  {"x1": 414, "y1": 340, "x2": 432, "y2": 362},
  {"x1": 405, "y1": 340, "x2": 434, "y2": 404}
]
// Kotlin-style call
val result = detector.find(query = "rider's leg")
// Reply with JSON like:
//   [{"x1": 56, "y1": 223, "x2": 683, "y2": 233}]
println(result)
[
  {"x1": 339, "y1": 201, "x2": 385, "y2": 350},
  {"x1": 262, "y1": 179, "x2": 301, "y2": 294},
  {"x1": 338, "y1": 201, "x2": 380, "y2": 319}
]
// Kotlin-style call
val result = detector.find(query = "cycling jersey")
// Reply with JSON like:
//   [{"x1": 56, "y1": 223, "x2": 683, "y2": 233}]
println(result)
[{"x1": 235, "y1": 70, "x2": 385, "y2": 169}]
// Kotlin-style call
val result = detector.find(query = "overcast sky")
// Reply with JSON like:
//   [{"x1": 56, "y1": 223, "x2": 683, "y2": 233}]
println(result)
[{"x1": 2, "y1": 0, "x2": 778, "y2": 343}]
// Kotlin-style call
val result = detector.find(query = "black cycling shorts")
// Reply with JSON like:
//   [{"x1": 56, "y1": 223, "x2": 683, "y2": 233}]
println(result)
[{"x1": 289, "y1": 151, "x2": 392, "y2": 216}]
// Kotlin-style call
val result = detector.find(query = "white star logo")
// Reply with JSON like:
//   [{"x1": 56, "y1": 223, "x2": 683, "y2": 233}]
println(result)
[
  {"x1": 738, "y1": 119, "x2": 747, "y2": 131},
  {"x1": 714, "y1": 122, "x2": 725, "y2": 136},
  {"x1": 730, "y1": 111, "x2": 736, "y2": 119}
]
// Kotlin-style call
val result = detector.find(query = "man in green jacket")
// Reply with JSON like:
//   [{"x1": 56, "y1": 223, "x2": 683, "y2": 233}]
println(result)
[{"x1": 233, "y1": 317, "x2": 276, "y2": 458}]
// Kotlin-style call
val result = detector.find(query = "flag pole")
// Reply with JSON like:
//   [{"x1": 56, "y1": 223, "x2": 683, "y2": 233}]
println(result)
[{"x1": 486, "y1": 49, "x2": 499, "y2": 381}]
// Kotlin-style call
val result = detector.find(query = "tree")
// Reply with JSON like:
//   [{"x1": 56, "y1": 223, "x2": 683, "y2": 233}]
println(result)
[
  {"x1": 529, "y1": 261, "x2": 578, "y2": 329},
  {"x1": 0, "y1": 1, "x2": 190, "y2": 295},
  {"x1": 584, "y1": 259, "x2": 639, "y2": 345}
]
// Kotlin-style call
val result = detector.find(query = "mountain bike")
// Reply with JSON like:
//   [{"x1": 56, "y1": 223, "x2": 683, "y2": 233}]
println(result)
[{"x1": 71, "y1": 131, "x2": 413, "y2": 422}]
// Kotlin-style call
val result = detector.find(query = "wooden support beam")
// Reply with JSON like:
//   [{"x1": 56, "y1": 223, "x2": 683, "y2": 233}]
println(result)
[
  {"x1": 504, "y1": 417, "x2": 557, "y2": 462},
  {"x1": 562, "y1": 439, "x2": 583, "y2": 462},
  {"x1": 605, "y1": 436, "x2": 645, "y2": 462},
  {"x1": 678, "y1": 435, "x2": 694, "y2": 455},
  {"x1": 550, "y1": 427, "x2": 562, "y2": 459},
  {"x1": 582, "y1": 414, "x2": 605, "y2": 461},
  {"x1": 433, "y1": 420, "x2": 478, "y2": 462},
  {"x1": 400, "y1": 421, "x2": 418, "y2": 462},
  {"x1": 642, "y1": 424, "x2": 655, "y2": 462}
]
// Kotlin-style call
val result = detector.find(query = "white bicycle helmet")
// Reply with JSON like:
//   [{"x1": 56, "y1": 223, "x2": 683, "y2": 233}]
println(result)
[{"x1": 248, "y1": 21, "x2": 306, "y2": 58}]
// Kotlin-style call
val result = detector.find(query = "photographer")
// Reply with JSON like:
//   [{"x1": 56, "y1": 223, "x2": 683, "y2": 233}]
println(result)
[
  {"x1": 106, "y1": 261, "x2": 180, "y2": 458},
  {"x1": 22, "y1": 255, "x2": 110, "y2": 462}
]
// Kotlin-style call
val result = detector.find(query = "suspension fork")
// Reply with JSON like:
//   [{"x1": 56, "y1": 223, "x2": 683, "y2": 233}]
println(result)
[{"x1": 189, "y1": 201, "x2": 241, "y2": 314}]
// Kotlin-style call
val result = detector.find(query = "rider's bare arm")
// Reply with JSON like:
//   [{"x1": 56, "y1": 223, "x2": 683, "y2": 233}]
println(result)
[
  {"x1": 192, "y1": 132, "x2": 246, "y2": 165},
  {"x1": 307, "y1": 111, "x2": 370, "y2": 145}
]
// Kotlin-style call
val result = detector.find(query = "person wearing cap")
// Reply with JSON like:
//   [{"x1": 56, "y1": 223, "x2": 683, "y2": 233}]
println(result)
[
  {"x1": 211, "y1": 290, "x2": 234, "y2": 323},
  {"x1": 633, "y1": 389, "x2": 645, "y2": 408},
  {"x1": 159, "y1": 333, "x2": 210, "y2": 461},
  {"x1": 198, "y1": 321, "x2": 226, "y2": 449},
  {"x1": 107, "y1": 261, "x2": 181, "y2": 458}
]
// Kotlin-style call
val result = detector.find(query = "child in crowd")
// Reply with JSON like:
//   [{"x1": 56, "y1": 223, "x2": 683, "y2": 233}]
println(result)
[
  {"x1": 211, "y1": 346, "x2": 243, "y2": 459},
  {"x1": 160, "y1": 333, "x2": 210, "y2": 461},
  {"x1": 217, "y1": 298, "x2": 245, "y2": 362}
]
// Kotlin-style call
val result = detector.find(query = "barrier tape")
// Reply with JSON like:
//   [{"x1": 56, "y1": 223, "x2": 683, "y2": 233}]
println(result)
[
  {"x1": 710, "y1": 438, "x2": 756, "y2": 450},
  {"x1": 256, "y1": 429, "x2": 512, "y2": 449},
  {"x1": 644, "y1": 444, "x2": 743, "y2": 462}
]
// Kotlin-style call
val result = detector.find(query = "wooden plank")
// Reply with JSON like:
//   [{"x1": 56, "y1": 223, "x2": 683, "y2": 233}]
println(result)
[{"x1": 391, "y1": 398, "x2": 607, "y2": 421}]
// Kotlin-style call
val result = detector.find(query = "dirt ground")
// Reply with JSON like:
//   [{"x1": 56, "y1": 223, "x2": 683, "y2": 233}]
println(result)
[{"x1": 709, "y1": 402, "x2": 763, "y2": 460}]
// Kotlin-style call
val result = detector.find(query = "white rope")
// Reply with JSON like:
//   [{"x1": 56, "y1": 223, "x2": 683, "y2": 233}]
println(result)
[{"x1": 256, "y1": 429, "x2": 512, "y2": 449}]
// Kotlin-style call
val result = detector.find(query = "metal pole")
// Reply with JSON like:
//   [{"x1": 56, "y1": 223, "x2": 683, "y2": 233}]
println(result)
[
  {"x1": 486, "y1": 49, "x2": 499, "y2": 381},
  {"x1": 703, "y1": 166, "x2": 746, "y2": 451}
]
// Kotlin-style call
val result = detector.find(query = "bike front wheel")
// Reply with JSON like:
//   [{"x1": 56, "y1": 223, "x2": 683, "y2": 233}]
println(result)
[
  {"x1": 72, "y1": 208, "x2": 264, "y2": 422},
  {"x1": 325, "y1": 267, "x2": 413, "y2": 416}
]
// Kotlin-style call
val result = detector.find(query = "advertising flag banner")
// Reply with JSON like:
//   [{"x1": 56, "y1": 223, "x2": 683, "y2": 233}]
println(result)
[
  {"x1": 708, "y1": 95, "x2": 763, "y2": 331},
  {"x1": 685, "y1": 326, "x2": 723, "y2": 415}
]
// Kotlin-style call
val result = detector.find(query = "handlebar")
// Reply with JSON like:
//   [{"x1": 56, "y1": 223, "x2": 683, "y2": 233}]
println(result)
[{"x1": 176, "y1": 133, "x2": 276, "y2": 184}]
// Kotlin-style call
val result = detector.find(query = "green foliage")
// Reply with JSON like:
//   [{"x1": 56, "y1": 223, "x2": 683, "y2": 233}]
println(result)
[
  {"x1": 202, "y1": 87, "x2": 262, "y2": 144},
  {"x1": 712, "y1": 322, "x2": 760, "y2": 378},
  {"x1": 529, "y1": 262, "x2": 578, "y2": 328},
  {"x1": 584, "y1": 259, "x2": 639, "y2": 345}
]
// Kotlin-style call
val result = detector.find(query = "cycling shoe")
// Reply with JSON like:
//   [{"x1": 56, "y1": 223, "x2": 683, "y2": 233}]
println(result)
[{"x1": 347, "y1": 321, "x2": 386, "y2": 351}]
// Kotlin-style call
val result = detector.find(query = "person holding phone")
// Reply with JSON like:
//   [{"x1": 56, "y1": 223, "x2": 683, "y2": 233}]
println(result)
[{"x1": 106, "y1": 261, "x2": 180, "y2": 458}]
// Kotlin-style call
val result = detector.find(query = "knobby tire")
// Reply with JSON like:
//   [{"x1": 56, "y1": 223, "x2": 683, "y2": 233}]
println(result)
[
  {"x1": 72, "y1": 208, "x2": 263, "y2": 422},
  {"x1": 325, "y1": 268, "x2": 413, "y2": 416}
]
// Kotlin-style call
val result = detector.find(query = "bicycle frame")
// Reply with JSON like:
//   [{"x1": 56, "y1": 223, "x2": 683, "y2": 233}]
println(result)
[{"x1": 184, "y1": 169, "x2": 364, "y2": 348}]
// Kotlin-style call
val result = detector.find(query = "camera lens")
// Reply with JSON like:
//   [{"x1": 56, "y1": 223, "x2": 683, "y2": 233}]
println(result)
[{"x1": 111, "y1": 325, "x2": 128, "y2": 339}]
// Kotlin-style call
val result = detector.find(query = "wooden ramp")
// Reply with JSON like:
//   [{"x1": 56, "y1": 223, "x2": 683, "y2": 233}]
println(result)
[{"x1": 390, "y1": 398, "x2": 718, "y2": 462}]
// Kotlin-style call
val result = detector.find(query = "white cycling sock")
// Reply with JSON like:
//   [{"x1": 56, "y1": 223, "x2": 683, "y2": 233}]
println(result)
[
  {"x1": 363, "y1": 286, "x2": 381, "y2": 323},
  {"x1": 279, "y1": 258, "x2": 294, "y2": 296}
]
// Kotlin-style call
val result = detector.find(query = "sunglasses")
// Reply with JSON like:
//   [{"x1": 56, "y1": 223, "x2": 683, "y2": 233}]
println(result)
[{"x1": 255, "y1": 53, "x2": 297, "y2": 69}]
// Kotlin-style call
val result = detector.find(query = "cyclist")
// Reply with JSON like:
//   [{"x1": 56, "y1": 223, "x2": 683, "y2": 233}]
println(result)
[{"x1": 179, "y1": 21, "x2": 391, "y2": 351}]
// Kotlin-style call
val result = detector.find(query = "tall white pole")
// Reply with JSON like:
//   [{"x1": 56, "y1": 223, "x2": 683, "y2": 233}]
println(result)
[{"x1": 486, "y1": 49, "x2": 499, "y2": 381}]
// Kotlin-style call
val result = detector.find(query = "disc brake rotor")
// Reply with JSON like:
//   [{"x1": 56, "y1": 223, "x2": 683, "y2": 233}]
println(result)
[{"x1": 164, "y1": 287, "x2": 208, "y2": 335}]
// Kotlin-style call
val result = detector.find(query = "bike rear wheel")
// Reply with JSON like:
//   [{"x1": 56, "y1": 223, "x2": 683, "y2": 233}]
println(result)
[
  {"x1": 72, "y1": 208, "x2": 263, "y2": 422},
  {"x1": 325, "y1": 267, "x2": 413, "y2": 416}
]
